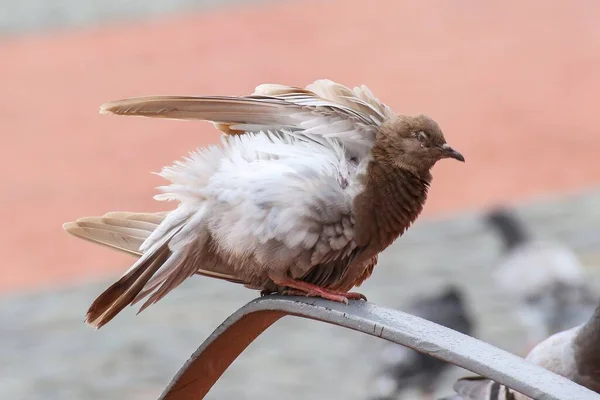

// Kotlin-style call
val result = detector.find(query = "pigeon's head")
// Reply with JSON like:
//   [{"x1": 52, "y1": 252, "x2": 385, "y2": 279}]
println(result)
[
  {"x1": 378, "y1": 114, "x2": 464, "y2": 172},
  {"x1": 485, "y1": 207, "x2": 515, "y2": 228},
  {"x1": 440, "y1": 285, "x2": 465, "y2": 304},
  {"x1": 484, "y1": 207, "x2": 531, "y2": 251}
]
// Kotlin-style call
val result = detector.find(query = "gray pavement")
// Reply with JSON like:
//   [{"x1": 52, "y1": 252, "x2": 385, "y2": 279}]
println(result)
[
  {"x1": 0, "y1": 0, "x2": 273, "y2": 35},
  {"x1": 2, "y1": 187, "x2": 600, "y2": 399}
]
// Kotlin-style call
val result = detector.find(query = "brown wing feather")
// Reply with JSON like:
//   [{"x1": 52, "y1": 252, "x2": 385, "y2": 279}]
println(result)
[
  {"x1": 99, "y1": 81, "x2": 386, "y2": 137},
  {"x1": 100, "y1": 95, "x2": 294, "y2": 122}
]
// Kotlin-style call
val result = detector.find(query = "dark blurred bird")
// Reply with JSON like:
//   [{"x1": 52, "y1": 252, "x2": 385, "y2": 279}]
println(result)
[
  {"x1": 444, "y1": 295, "x2": 600, "y2": 399},
  {"x1": 63, "y1": 79, "x2": 464, "y2": 328},
  {"x1": 484, "y1": 207, "x2": 597, "y2": 349},
  {"x1": 369, "y1": 285, "x2": 475, "y2": 400}
]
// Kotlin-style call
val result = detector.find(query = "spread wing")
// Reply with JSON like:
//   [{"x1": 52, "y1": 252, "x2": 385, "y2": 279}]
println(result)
[{"x1": 99, "y1": 79, "x2": 394, "y2": 159}]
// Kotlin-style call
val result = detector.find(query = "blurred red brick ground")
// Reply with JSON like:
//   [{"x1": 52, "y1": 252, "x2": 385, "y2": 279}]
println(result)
[{"x1": 2, "y1": 0, "x2": 600, "y2": 292}]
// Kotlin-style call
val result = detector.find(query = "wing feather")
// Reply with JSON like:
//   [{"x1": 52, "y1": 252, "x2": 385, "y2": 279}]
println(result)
[
  {"x1": 62, "y1": 212, "x2": 164, "y2": 256},
  {"x1": 99, "y1": 79, "x2": 393, "y2": 159}
]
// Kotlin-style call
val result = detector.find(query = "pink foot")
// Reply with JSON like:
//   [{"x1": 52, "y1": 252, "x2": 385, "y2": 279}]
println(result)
[{"x1": 274, "y1": 279, "x2": 367, "y2": 304}]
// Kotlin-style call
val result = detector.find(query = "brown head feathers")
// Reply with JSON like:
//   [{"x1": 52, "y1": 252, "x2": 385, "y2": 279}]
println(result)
[{"x1": 375, "y1": 114, "x2": 464, "y2": 174}]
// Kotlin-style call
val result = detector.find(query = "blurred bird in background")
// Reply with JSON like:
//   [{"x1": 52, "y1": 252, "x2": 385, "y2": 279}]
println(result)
[
  {"x1": 484, "y1": 207, "x2": 597, "y2": 351},
  {"x1": 368, "y1": 285, "x2": 475, "y2": 400},
  {"x1": 444, "y1": 294, "x2": 600, "y2": 399},
  {"x1": 63, "y1": 79, "x2": 465, "y2": 329}
]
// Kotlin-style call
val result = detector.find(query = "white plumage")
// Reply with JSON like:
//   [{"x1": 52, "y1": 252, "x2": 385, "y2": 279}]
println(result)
[{"x1": 147, "y1": 132, "x2": 366, "y2": 290}]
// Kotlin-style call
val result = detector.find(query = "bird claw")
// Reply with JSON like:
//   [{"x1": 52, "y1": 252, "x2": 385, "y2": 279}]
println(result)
[
  {"x1": 285, "y1": 288, "x2": 350, "y2": 304},
  {"x1": 345, "y1": 291, "x2": 368, "y2": 301},
  {"x1": 274, "y1": 279, "x2": 367, "y2": 304}
]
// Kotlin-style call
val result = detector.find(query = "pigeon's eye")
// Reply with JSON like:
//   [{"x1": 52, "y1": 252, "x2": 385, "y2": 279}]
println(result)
[{"x1": 416, "y1": 131, "x2": 428, "y2": 144}]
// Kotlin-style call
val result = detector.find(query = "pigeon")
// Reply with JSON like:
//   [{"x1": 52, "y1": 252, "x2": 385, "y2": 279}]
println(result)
[
  {"x1": 63, "y1": 79, "x2": 464, "y2": 328},
  {"x1": 445, "y1": 296, "x2": 600, "y2": 399},
  {"x1": 484, "y1": 207, "x2": 597, "y2": 349},
  {"x1": 369, "y1": 285, "x2": 475, "y2": 400}
]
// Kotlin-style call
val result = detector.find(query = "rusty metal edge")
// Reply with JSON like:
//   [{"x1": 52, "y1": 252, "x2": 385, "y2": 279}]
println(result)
[{"x1": 158, "y1": 296, "x2": 599, "y2": 400}]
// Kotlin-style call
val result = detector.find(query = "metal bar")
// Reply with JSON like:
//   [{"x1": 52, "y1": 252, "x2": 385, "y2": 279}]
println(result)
[{"x1": 158, "y1": 296, "x2": 599, "y2": 400}]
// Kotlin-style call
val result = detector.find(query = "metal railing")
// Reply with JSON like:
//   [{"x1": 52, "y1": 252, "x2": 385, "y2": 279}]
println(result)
[{"x1": 158, "y1": 296, "x2": 599, "y2": 400}]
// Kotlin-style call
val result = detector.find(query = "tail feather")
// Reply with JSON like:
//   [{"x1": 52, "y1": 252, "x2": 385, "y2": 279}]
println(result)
[
  {"x1": 64, "y1": 210, "x2": 245, "y2": 328},
  {"x1": 103, "y1": 211, "x2": 169, "y2": 224},
  {"x1": 86, "y1": 238, "x2": 172, "y2": 328},
  {"x1": 137, "y1": 249, "x2": 199, "y2": 313},
  {"x1": 131, "y1": 264, "x2": 244, "y2": 307},
  {"x1": 71, "y1": 219, "x2": 152, "y2": 240},
  {"x1": 63, "y1": 211, "x2": 167, "y2": 256},
  {"x1": 84, "y1": 216, "x2": 160, "y2": 233}
]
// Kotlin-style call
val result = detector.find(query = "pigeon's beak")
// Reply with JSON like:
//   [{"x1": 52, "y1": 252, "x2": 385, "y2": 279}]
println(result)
[{"x1": 440, "y1": 144, "x2": 465, "y2": 162}]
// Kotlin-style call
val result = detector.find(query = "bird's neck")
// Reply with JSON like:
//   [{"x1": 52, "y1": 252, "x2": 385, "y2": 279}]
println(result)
[
  {"x1": 574, "y1": 302, "x2": 600, "y2": 382},
  {"x1": 353, "y1": 158, "x2": 431, "y2": 253}
]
